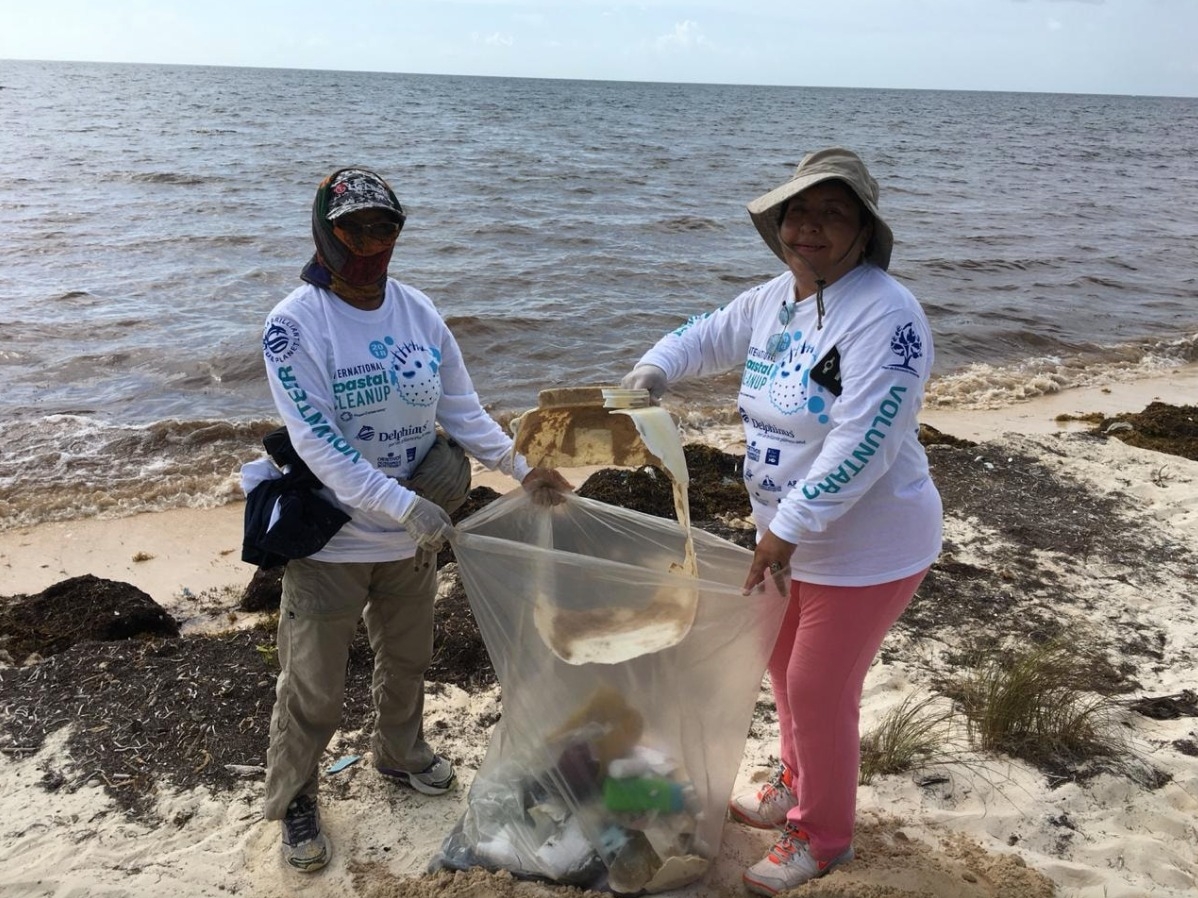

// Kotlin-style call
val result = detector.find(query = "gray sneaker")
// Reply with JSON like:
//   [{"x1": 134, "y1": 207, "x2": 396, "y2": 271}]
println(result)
[
  {"x1": 280, "y1": 795, "x2": 330, "y2": 872},
  {"x1": 377, "y1": 755, "x2": 456, "y2": 795}
]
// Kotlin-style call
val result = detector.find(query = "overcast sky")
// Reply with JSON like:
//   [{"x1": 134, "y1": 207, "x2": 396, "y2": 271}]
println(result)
[{"x1": 3, "y1": 0, "x2": 1194, "y2": 97}]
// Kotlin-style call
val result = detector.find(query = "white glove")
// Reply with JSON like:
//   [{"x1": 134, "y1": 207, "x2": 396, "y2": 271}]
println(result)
[
  {"x1": 620, "y1": 364, "x2": 669, "y2": 401},
  {"x1": 399, "y1": 496, "x2": 455, "y2": 553},
  {"x1": 521, "y1": 467, "x2": 574, "y2": 507}
]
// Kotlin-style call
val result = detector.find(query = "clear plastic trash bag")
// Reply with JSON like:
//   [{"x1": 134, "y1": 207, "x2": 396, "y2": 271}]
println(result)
[{"x1": 430, "y1": 489, "x2": 788, "y2": 893}]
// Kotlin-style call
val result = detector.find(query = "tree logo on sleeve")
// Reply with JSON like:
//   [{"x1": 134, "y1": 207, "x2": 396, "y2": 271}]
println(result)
[{"x1": 883, "y1": 322, "x2": 923, "y2": 374}]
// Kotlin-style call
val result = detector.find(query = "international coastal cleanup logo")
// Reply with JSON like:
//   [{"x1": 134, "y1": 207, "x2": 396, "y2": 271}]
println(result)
[{"x1": 263, "y1": 315, "x2": 301, "y2": 363}]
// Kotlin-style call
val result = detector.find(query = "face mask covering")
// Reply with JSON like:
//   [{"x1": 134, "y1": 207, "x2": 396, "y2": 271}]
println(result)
[
  {"x1": 335, "y1": 242, "x2": 395, "y2": 287},
  {"x1": 300, "y1": 170, "x2": 405, "y2": 306}
]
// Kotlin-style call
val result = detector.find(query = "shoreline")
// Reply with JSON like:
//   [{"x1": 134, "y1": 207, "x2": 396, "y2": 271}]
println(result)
[
  {"x1": 921, "y1": 360, "x2": 1198, "y2": 441},
  {"x1": 2, "y1": 362, "x2": 1195, "y2": 605}
]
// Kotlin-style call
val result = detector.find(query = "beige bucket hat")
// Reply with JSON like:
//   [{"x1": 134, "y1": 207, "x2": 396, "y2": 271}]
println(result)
[{"x1": 747, "y1": 147, "x2": 894, "y2": 271}]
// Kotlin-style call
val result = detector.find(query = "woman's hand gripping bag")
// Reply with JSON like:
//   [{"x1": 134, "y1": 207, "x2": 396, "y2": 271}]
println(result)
[{"x1": 431, "y1": 489, "x2": 788, "y2": 893}]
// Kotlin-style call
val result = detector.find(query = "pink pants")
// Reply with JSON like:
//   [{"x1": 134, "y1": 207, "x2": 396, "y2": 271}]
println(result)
[{"x1": 769, "y1": 568, "x2": 929, "y2": 860}]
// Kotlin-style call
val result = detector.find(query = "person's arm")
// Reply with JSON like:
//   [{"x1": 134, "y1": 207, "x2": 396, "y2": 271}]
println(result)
[
  {"x1": 429, "y1": 324, "x2": 532, "y2": 481},
  {"x1": 628, "y1": 285, "x2": 766, "y2": 391},
  {"x1": 431, "y1": 321, "x2": 573, "y2": 501}
]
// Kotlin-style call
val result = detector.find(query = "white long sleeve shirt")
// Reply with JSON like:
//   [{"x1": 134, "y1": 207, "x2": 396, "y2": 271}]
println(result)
[
  {"x1": 262, "y1": 279, "x2": 531, "y2": 562},
  {"x1": 638, "y1": 264, "x2": 942, "y2": 586}
]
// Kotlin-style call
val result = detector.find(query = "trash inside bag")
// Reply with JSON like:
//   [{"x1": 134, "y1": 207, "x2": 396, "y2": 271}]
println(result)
[{"x1": 431, "y1": 489, "x2": 788, "y2": 893}]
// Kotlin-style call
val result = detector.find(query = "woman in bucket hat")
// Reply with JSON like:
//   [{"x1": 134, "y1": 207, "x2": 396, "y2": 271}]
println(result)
[
  {"x1": 622, "y1": 148, "x2": 941, "y2": 894},
  {"x1": 258, "y1": 167, "x2": 571, "y2": 873}
]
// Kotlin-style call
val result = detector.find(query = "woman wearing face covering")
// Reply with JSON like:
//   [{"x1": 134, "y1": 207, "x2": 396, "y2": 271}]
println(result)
[
  {"x1": 260, "y1": 167, "x2": 571, "y2": 873},
  {"x1": 621, "y1": 148, "x2": 942, "y2": 894}
]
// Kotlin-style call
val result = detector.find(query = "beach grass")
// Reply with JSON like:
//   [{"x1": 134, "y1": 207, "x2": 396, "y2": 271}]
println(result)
[
  {"x1": 859, "y1": 691, "x2": 957, "y2": 785},
  {"x1": 952, "y1": 641, "x2": 1121, "y2": 775}
]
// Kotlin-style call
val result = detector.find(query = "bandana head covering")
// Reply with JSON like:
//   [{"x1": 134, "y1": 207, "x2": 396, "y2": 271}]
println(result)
[{"x1": 301, "y1": 168, "x2": 406, "y2": 301}]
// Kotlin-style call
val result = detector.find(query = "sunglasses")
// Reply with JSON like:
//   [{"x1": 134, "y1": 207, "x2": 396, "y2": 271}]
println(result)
[
  {"x1": 766, "y1": 300, "x2": 794, "y2": 357},
  {"x1": 337, "y1": 218, "x2": 404, "y2": 239},
  {"x1": 766, "y1": 332, "x2": 792, "y2": 356}
]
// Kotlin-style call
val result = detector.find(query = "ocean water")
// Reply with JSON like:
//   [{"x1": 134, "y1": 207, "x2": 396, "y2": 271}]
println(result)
[{"x1": 2, "y1": 60, "x2": 1196, "y2": 530}]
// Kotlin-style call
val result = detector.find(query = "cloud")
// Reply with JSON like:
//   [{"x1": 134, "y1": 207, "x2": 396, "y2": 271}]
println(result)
[
  {"x1": 655, "y1": 20, "x2": 708, "y2": 51},
  {"x1": 471, "y1": 31, "x2": 514, "y2": 47}
]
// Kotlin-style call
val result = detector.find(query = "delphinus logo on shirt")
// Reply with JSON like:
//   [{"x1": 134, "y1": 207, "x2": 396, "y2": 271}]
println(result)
[{"x1": 354, "y1": 423, "x2": 427, "y2": 445}]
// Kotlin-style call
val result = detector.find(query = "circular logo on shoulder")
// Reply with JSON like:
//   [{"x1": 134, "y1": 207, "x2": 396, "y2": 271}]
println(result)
[{"x1": 264, "y1": 316, "x2": 301, "y2": 363}]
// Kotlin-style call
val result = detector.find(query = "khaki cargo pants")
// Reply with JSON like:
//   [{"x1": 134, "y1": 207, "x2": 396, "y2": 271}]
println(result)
[{"x1": 262, "y1": 556, "x2": 437, "y2": 820}]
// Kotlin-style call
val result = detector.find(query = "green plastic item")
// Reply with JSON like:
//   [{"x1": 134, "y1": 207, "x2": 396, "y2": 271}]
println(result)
[{"x1": 602, "y1": 776, "x2": 685, "y2": 814}]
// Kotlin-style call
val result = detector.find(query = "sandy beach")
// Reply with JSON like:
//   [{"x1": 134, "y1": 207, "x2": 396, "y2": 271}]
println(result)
[{"x1": 2, "y1": 366, "x2": 1197, "y2": 898}]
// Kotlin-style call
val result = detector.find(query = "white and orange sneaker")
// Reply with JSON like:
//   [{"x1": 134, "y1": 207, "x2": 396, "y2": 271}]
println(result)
[
  {"x1": 743, "y1": 825, "x2": 853, "y2": 896},
  {"x1": 728, "y1": 764, "x2": 798, "y2": 828}
]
